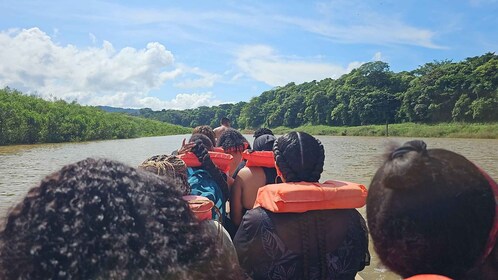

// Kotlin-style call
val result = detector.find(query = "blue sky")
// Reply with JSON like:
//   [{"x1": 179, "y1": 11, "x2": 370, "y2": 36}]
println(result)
[{"x1": 0, "y1": 0, "x2": 497, "y2": 109}]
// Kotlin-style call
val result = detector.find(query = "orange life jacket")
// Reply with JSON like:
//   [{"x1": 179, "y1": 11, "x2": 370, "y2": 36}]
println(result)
[
  {"x1": 242, "y1": 150, "x2": 275, "y2": 168},
  {"x1": 178, "y1": 152, "x2": 233, "y2": 173},
  {"x1": 182, "y1": 195, "x2": 214, "y2": 221},
  {"x1": 405, "y1": 275, "x2": 452, "y2": 280},
  {"x1": 254, "y1": 180, "x2": 367, "y2": 213},
  {"x1": 212, "y1": 147, "x2": 225, "y2": 153}
]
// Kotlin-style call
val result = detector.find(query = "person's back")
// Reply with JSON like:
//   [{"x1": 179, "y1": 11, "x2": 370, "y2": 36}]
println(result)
[
  {"x1": 231, "y1": 134, "x2": 277, "y2": 227},
  {"x1": 181, "y1": 134, "x2": 230, "y2": 220},
  {"x1": 236, "y1": 207, "x2": 368, "y2": 279},
  {"x1": 217, "y1": 128, "x2": 249, "y2": 179},
  {"x1": 214, "y1": 117, "x2": 231, "y2": 144},
  {"x1": 234, "y1": 132, "x2": 369, "y2": 280}
]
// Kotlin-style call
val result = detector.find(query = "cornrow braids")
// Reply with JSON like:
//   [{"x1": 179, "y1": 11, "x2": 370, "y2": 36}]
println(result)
[
  {"x1": 273, "y1": 132, "x2": 325, "y2": 183},
  {"x1": 308, "y1": 139, "x2": 325, "y2": 182},
  {"x1": 273, "y1": 137, "x2": 299, "y2": 182}
]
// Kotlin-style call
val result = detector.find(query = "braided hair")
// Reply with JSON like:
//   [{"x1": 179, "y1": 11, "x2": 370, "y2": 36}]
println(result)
[
  {"x1": 190, "y1": 138, "x2": 229, "y2": 202},
  {"x1": 273, "y1": 132, "x2": 326, "y2": 278},
  {"x1": 138, "y1": 154, "x2": 190, "y2": 195},
  {"x1": 367, "y1": 140, "x2": 495, "y2": 279},
  {"x1": 273, "y1": 131, "x2": 325, "y2": 182},
  {"x1": 217, "y1": 129, "x2": 248, "y2": 153}
]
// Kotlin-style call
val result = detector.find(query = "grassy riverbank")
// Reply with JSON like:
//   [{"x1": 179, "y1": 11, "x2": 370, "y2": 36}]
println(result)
[{"x1": 265, "y1": 123, "x2": 498, "y2": 139}]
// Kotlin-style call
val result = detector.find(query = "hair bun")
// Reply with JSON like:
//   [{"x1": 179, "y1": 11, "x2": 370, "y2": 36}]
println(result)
[{"x1": 391, "y1": 140, "x2": 427, "y2": 160}]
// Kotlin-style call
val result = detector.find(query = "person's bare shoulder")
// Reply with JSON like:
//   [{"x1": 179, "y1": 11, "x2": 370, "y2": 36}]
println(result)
[{"x1": 214, "y1": 126, "x2": 228, "y2": 139}]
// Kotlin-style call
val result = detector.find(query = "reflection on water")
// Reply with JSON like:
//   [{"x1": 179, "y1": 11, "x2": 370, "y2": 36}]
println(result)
[{"x1": 0, "y1": 135, "x2": 496, "y2": 280}]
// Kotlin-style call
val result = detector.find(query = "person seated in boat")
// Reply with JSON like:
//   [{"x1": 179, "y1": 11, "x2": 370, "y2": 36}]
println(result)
[
  {"x1": 217, "y1": 128, "x2": 250, "y2": 180},
  {"x1": 214, "y1": 117, "x2": 231, "y2": 144},
  {"x1": 230, "y1": 134, "x2": 277, "y2": 228},
  {"x1": 179, "y1": 133, "x2": 230, "y2": 220},
  {"x1": 233, "y1": 132, "x2": 370, "y2": 280},
  {"x1": 193, "y1": 125, "x2": 217, "y2": 148},
  {"x1": 253, "y1": 127, "x2": 274, "y2": 139},
  {"x1": 367, "y1": 140, "x2": 498, "y2": 280},
  {"x1": 0, "y1": 158, "x2": 245, "y2": 279},
  {"x1": 138, "y1": 154, "x2": 238, "y2": 264}
]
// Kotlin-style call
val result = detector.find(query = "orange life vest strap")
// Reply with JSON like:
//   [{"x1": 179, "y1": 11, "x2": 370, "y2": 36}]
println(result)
[
  {"x1": 405, "y1": 275, "x2": 452, "y2": 280},
  {"x1": 242, "y1": 150, "x2": 275, "y2": 168},
  {"x1": 254, "y1": 180, "x2": 367, "y2": 213},
  {"x1": 178, "y1": 152, "x2": 233, "y2": 173}
]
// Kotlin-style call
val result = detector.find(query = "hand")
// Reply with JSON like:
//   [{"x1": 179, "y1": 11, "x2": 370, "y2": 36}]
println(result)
[{"x1": 178, "y1": 138, "x2": 196, "y2": 155}]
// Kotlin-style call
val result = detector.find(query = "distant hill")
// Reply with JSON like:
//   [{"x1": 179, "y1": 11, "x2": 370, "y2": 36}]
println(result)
[{"x1": 97, "y1": 106, "x2": 141, "y2": 115}]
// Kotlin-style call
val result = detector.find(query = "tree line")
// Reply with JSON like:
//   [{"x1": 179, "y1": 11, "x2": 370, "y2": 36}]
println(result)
[
  {"x1": 132, "y1": 53, "x2": 498, "y2": 128},
  {"x1": 0, "y1": 88, "x2": 189, "y2": 145}
]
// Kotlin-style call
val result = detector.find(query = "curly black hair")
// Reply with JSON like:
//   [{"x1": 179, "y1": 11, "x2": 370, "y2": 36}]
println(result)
[
  {"x1": 253, "y1": 128, "x2": 274, "y2": 139},
  {"x1": 217, "y1": 129, "x2": 248, "y2": 153},
  {"x1": 273, "y1": 131, "x2": 324, "y2": 182},
  {"x1": 367, "y1": 140, "x2": 495, "y2": 279},
  {"x1": 192, "y1": 126, "x2": 216, "y2": 148},
  {"x1": 0, "y1": 158, "x2": 244, "y2": 279}
]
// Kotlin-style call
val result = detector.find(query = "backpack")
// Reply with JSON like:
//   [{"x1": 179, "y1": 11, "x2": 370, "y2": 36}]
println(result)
[{"x1": 187, "y1": 167, "x2": 226, "y2": 220}]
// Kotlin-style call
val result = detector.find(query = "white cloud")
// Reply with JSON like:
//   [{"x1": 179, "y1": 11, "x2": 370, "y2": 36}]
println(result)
[
  {"x1": 0, "y1": 27, "x2": 222, "y2": 109},
  {"x1": 88, "y1": 92, "x2": 224, "y2": 110},
  {"x1": 173, "y1": 65, "x2": 221, "y2": 89},
  {"x1": 372, "y1": 52, "x2": 383, "y2": 61},
  {"x1": 89, "y1": 32, "x2": 97, "y2": 44},
  {"x1": 52, "y1": 28, "x2": 59, "y2": 39},
  {"x1": 235, "y1": 45, "x2": 362, "y2": 86},
  {"x1": 28, "y1": 1, "x2": 442, "y2": 49},
  {"x1": 140, "y1": 93, "x2": 225, "y2": 110},
  {"x1": 277, "y1": 15, "x2": 445, "y2": 49}
]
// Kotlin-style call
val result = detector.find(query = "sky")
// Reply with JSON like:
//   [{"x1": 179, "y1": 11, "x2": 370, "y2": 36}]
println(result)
[{"x1": 0, "y1": 0, "x2": 497, "y2": 110}]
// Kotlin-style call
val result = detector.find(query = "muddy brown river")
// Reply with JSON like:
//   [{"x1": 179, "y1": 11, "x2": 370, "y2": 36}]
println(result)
[{"x1": 0, "y1": 135, "x2": 496, "y2": 279}]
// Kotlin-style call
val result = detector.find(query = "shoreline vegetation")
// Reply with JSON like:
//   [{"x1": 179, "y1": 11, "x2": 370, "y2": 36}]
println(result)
[
  {"x1": 251, "y1": 123, "x2": 498, "y2": 139},
  {"x1": 124, "y1": 53, "x2": 498, "y2": 133},
  {"x1": 2, "y1": 53, "x2": 497, "y2": 145},
  {"x1": 0, "y1": 88, "x2": 190, "y2": 146}
]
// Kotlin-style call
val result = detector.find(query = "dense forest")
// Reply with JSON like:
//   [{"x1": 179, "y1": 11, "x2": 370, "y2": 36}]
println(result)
[
  {"x1": 2, "y1": 53, "x2": 496, "y2": 145},
  {"x1": 131, "y1": 53, "x2": 498, "y2": 129},
  {"x1": 0, "y1": 88, "x2": 189, "y2": 145}
]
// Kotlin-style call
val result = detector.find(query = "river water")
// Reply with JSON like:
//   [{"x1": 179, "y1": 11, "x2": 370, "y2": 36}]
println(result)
[{"x1": 0, "y1": 135, "x2": 497, "y2": 279}]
